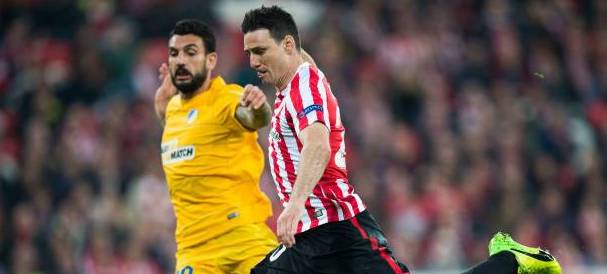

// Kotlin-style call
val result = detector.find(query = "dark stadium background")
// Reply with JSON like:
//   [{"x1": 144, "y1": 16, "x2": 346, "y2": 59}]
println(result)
[{"x1": 0, "y1": 0, "x2": 606, "y2": 273}]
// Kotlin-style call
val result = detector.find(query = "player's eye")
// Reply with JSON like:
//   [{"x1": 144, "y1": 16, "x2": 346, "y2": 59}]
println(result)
[
  {"x1": 169, "y1": 50, "x2": 178, "y2": 57},
  {"x1": 186, "y1": 50, "x2": 197, "y2": 56}
]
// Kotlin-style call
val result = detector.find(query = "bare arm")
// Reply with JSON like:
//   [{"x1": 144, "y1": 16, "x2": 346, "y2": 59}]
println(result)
[{"x1": 235, "y1": 84, "x2": 272, "y2": 130}]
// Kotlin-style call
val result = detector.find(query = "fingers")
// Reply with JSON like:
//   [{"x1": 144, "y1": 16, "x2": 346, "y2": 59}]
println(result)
[
  {"x1": 241, "y1": 84, "x2": 266, "y2": 109},
  {"x1": 278, "y1": 222, "x2": 291, "y2": 247},
  {"x1": 284, "y1": 219, "x2": 295, "y2": 247},
  {"x1": 250, "y1": 96, "x2": 266, "y2": 110},
  {"x1": 158, "y1": 63, "x2": 173, "y2": 91},
  {"x1": 158, "y1": 63, "x2": 169, "y2": 82},
  {"x1": 240, "y1": 84, "x2": 255, "y2": 107},
  {"x1": 277, "y1": 213, "x2": 287, "y2": 246},
  {"x1": 155, "y1": 63, "x2": 177, "y2": 98},
  {"x1": 288, "y1": 215, "x2": 298, "y2": 246},
  {"x1": 277, "y1": 212, "x2": 298, "y2": 248}
]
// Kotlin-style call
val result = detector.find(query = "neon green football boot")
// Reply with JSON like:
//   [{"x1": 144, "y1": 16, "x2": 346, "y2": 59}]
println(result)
[{"x1": 489, "y1": 232, "x2": 561, "y2": 274}]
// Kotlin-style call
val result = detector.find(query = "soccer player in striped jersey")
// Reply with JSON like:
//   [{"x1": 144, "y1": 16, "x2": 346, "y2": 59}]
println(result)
[
  {"x1": 241, "y1": 5, "x2": 561, "y2": 274},
  {"x1": 242, "y1": 6, "x2": 409, "y2": 274}
]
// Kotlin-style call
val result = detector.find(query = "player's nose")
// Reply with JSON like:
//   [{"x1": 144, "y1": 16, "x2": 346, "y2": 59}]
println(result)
[
  {"x1": 249, "y1": 54, "x2": 261, "y2": 69},
  {"x1": 176, "y1": 51, "x2": 187, "y2": 65}
]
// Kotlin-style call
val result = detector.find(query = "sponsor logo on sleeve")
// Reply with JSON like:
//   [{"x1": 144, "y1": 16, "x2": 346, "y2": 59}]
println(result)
[{"x1": 297, "y1": 104, "x2": 323, "y2": 118}]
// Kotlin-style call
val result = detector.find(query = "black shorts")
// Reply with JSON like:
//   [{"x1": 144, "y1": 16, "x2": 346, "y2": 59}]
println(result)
[{"x1": 251, "y1": 210, "x2": 410, "y2": 274}]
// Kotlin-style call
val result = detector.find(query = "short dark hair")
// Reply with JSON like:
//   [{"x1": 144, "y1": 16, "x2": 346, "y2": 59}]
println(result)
[
  {"x1": 241, "y1": 5, "x2": 300, "y2": 50},
  {"x1": 170, "y1": 19, "x2": 216, "y2": 53}
]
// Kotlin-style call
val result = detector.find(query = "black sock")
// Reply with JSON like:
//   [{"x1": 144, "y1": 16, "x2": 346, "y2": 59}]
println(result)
[{"x1": 461, "y1": 251, "x2": 518, "y2": 274}]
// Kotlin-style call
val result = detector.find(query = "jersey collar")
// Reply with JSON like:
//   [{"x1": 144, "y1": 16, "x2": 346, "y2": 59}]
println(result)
[{"x1": 278, "y1": 62, "x2": 310, "y2": 97}]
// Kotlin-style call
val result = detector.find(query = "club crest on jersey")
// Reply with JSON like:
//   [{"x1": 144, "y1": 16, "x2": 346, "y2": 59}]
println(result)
[
  {"x1": 186, "y1": 108, "x2": 198, "y2": 124},
  {"x1": 297, "y1": 104, "x2": 323, "y2": 118}
]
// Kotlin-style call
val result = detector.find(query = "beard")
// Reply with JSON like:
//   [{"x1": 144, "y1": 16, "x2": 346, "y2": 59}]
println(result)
[{"x1": 171, "y1": 65, "x2": 207, "y2": 95}]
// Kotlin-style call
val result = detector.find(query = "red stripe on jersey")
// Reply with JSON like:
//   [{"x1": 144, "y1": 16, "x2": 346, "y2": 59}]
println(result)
[
  {"x1": 289, "y1": 77, "x2": 307, "y2": 130},
  {"x1": 307, "y1": 66, "x2": 326, "y2": 127},
  {"x1": 297, "y1": 217, "x2": 303, "y2": 232},
  {"x1": 274, "y1": 92, "x2": 283, "y2": 109}
]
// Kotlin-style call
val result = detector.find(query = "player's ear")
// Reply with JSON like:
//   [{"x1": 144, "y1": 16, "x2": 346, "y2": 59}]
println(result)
[
  {"x1": 283, "y1": 35, "x2": 296, "y2": 54},
  {"x1": 206, "y1": 52, "x2": 217, "y2": 70}
]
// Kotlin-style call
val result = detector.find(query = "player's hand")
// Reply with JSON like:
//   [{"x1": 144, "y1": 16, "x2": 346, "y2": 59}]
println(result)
[
  {"x1": 276, "y1": 202, "x2": 304, "y2": 248},
  {"x1": 240, "y1": 84, "x2": 267, "y2": 110},
  {"x1": 155, "y1": 63, "x2": 177, "y2": 101}
]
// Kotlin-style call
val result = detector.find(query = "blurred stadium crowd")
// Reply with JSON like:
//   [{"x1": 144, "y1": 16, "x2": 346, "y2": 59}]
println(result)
[{"x1": 1, "y1": 0, "x2": 606, "y2": 273}]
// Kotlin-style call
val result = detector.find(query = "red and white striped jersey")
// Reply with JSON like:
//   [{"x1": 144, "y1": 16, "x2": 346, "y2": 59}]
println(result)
[{"x1": 268, "y1": 62, "x2": 366, "y2": 234}]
